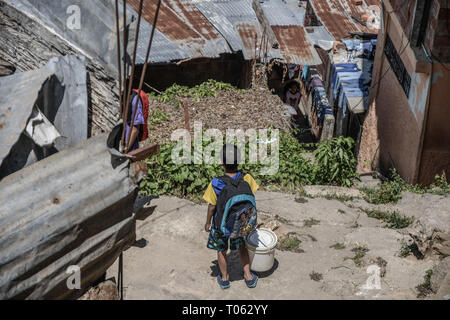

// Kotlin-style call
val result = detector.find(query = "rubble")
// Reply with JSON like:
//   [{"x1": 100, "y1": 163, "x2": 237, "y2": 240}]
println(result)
[{"x1": 78, "y1": 280, "x2": 120, "y2": 301}]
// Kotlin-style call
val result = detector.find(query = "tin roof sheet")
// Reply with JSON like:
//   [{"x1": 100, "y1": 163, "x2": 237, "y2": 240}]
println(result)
[
  {"x1": 260, "y1": 0, "x2": 302, "y2": 26},
  {"x1": 309, "y1": 0, "x2": 380, "y2": 41},
  {"x1": 127, "y1": 0, "x2": 231, "y2": 59},
  {"x1": 272, "y1": 25, "x2": 322, "y2": 65}
]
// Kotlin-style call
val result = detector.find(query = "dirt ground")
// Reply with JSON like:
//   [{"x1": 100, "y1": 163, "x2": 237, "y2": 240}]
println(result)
[{"x1": 106, "y1": 186, "x2": 449, "y2": 300}]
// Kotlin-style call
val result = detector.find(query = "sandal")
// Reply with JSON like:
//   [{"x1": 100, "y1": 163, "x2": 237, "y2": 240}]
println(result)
[
  {"x1": 217, "y1": 275, "x2": 230, "y2": 289},
  {"x1": 245, "y1": 273, "x2": 259, "y2": 288}
]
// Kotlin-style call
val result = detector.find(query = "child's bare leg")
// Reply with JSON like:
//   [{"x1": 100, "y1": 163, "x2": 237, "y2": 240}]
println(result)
[
  {"x1": 238, "y1": 245, "x2": 253, "y2": 281},
  {"x1": 217, "y1": 250, "x2": 229, "y2": 281}
]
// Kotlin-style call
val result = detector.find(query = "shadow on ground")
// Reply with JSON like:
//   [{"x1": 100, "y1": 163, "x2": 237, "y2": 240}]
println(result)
[{"x1": 210, "y1": 251, "x2": 279, "y2": 282}]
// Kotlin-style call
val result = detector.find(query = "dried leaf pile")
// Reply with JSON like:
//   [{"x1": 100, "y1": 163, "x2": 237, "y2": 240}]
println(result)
[{"x1": 146, "y1": 66, "x2": 292, "y2": 143}]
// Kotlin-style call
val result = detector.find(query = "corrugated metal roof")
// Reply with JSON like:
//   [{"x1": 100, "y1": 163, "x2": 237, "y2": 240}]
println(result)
[
  {"x1": 305, "y1": 25, "x2": 336, "y2": 45},
  {"x1": 235, "y1": 22, "x2": 264, "y2": 60},
  {"x1": 260, "y1": 0, "x2": 302, "y2": 26},
  {"x1": 259, "y1": 0, "x2": 322, "y2": 65},
  {"x1": 283, "y1": 0, "x2": 307, "y2": 25},
  {"x1": 272, "y1": 25, "x2": 322, "y2": 65},
  {"x1": 127, "y1": 0, "x2": 231, "y2": 58},
  {"x1": 194, "y1": 0, "x2": 245, "y2": 53},
  {"x1": 125, "y1": 3, "x2": 189, "y2": 64},
  {"x1": 0, "y1": 133, "x2": 138, "y2": 299},
  {"x1": 309, "y1": 0, "x2": 380, "y2": 41}
]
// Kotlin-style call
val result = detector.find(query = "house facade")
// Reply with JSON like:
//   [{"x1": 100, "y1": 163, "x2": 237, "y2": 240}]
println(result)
[{"x1": 359, "y1": 0, "x2": 450, "y2": 185}]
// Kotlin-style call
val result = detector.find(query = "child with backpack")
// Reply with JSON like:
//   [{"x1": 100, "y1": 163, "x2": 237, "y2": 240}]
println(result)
[{"x1": 203, "y1": 144, "x2": 260, "y2": 289}]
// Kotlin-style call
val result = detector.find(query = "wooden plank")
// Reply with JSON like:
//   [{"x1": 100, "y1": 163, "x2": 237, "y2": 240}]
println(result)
[{"x1": 128, "y1": 143, "x2": 160, "y2": 162}]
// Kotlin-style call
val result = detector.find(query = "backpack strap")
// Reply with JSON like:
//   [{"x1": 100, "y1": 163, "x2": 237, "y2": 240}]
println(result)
[{"x1": 219, "y1": 172, "x2": 245, "y2": 188}]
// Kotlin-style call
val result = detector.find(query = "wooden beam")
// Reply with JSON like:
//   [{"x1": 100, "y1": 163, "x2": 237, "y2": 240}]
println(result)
[
  {"x1": 252, "y1": 0, "x2": 279, "y2": 49},
  {"x1": 127, "y1": 143, "x2": 160, "y2": 162}
]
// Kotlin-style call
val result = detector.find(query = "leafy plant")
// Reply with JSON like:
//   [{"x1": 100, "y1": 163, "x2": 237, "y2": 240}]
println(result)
[
  {"x1": 311, "y1": 136, "x2": 360, "y2": 187},
  {"x1": 361, "y1": 169, "x2": 450, "y2": 204},
  {"x1": 330, "y1": 243, "x2": 346, "y2": 250},
  {"x1": 399, "y1": 240, "x2": 412, "y2": 257},
  {"x1": 345, "y1": 246, "x2": 369, "y2": 267},
  {"x1": 362, "y1": 208, "x2": 414, "y2": 229},
  {"x1": 150, "y1": 109, "x2": 170, "y2": 125},
  {"x1": 139, "y1": 131, "x2": 360, "y2": 199},
  {"x1": 416, "y1": 268, "x2": 434, "y2": 298},
  {"x1": 150, "y1": 79, "x2": 246, "y2": 107},
  {"x1": 277, "y1": 236, "x2": 303, "y2": 253}
]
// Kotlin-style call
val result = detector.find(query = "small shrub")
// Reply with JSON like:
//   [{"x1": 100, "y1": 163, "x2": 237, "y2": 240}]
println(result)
[
  {"x1": 363, "y1": 209, "x2": 414, "y2": 229},
  {"x1": 399, "y1": 241, "x2": 412, "y2": 258},
  {"x1": 277, "y1": 236, "x2": 303, "y2": 253},
  {"x1": 361, "y1": 169, "x2": 450, "y2": 204},
  {"x1": 416, "y1": 269, "x2": 434, "y2": 298},
  {"x1": 330, "y1": 243, "x2": 346, "y2": 250},
  {"x1": 311, "y1": 136, "x2": 360, "y2": 187},
  {"x1": 345, "y1": 246, "x2": 369, "y2": 266}
]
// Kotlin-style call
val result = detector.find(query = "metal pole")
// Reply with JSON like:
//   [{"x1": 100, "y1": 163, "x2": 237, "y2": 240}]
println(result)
[
  {"x1": 121, "y1": 0, "x2": 144, "y2": 150},
  {"x1": 122, "y1": 0, "x2": 128, "y2": 120},
  {"x1": 125, "y1": 0, "x2": 162, "y2": 152},
  {"x1": 114, "y1": 0, "x2": 123, "y2": 117}
]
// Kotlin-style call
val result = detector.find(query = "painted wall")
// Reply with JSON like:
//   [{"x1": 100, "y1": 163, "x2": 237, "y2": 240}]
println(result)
[
  {"x1": 418, "y1": 63, "x2": 450, "y2": 184},
  {"x1": 366, "y1": 0, "x2": 450, "y2": 185},
  {"x1": 367, "y1": 0, "x2": 431, "y2": 183}
]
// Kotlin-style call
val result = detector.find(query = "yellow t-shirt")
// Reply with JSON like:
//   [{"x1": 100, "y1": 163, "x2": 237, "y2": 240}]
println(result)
[{"x1": 203, "y1": 173, "x2": 259, "y2": 206}]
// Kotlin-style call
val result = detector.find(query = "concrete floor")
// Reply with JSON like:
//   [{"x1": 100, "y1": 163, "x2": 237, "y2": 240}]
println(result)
[{"x1": 106, "y1": 189, "x2": 449, "y2": 300}]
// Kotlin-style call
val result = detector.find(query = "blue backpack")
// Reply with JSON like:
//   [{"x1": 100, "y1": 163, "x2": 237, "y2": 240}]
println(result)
[{"x1": 214, "y1": 173, "x2": 258, "y2": 239}]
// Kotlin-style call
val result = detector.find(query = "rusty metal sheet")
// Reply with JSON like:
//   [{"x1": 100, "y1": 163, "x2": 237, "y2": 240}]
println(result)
[
  {"x1": 309, "y1": 0, "x2": 380, "y2": 40},
  {"x1": 309, "y1": 0, "x2": 359, "y2": 40},
  {"x1": 272, "y1": 25, "x2": 322, "y2": 65},
  {"x1": 235, "y1": 22, "x2": 263, "y2": 60},
  {"x1": 0, "y1": 133, "x2": 138, "y2": 300},
  {"x1": 127, "y1": 0, "x2": 231, "y2": 58}
]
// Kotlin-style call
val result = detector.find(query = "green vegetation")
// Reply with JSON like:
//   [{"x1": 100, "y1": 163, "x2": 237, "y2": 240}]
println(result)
[
  {"x1": 323, "y1": 194, "x2": 356, "y2": 202},
  {"x1": 361, "y1": 170, "x2": 450, "y2": 205},
  {"x1": 330, "y1": 243, "x2": 346, "y2": 250},
  {"x1": 416, "y1": 268, "x2": 434, "y2": 298},
  {"x1": 310, "y1": 136, "x2": 360, "y2": 187},
  {"x1": 139, "y1": 131, "x2": 360, "y2": 198},
  {"x1": 150, "y1": 79, "x2": 246, "y2": 107},
  {"x1": 277, "y1": 236, "x2": 303, "y2": 253},
  {"x1": 150, "y1": 109, "x2": 170, "y2": 125},
  {"x1": 360, "y1": 208, "x2": 414, "y2": 229},
  {"x1": 345, "y1": 246, "x2": 369, "y2": 267},
  {"x1": 399, "y1": 240, "x2": 412, "y2": 258}
]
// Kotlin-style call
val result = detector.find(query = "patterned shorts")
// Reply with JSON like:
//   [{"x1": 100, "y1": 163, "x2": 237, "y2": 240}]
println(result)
[{"x1": 207, "y1": 228, "x2": 244, "y2": 252}]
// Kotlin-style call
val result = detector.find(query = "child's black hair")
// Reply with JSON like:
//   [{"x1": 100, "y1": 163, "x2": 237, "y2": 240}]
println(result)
[{"x1": 221, "y1": 144, "x2": 240, "y2": 173}]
